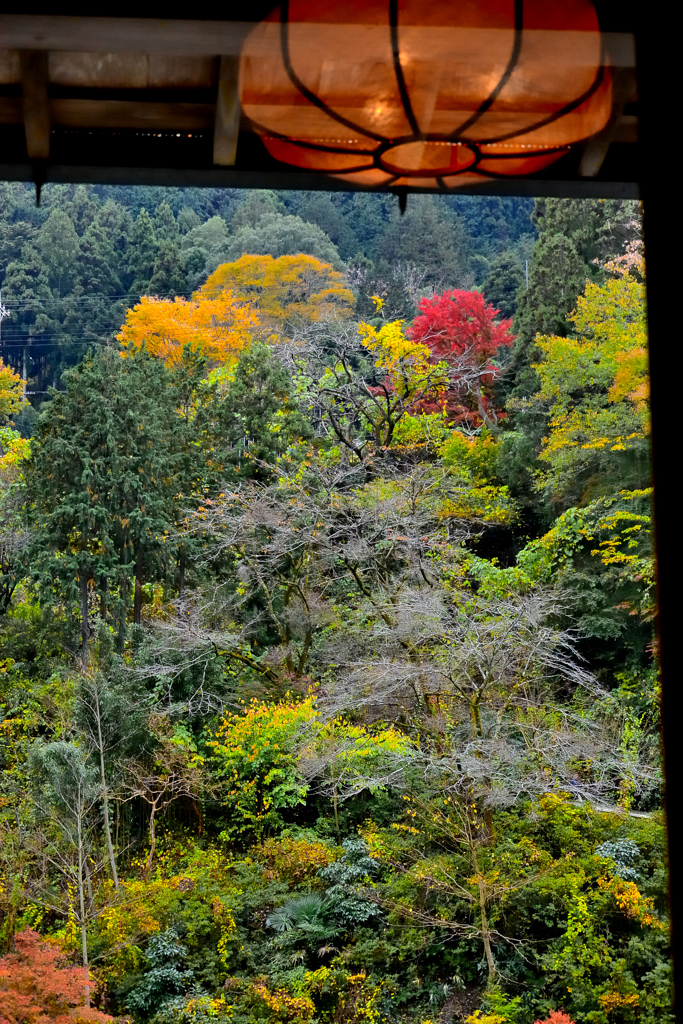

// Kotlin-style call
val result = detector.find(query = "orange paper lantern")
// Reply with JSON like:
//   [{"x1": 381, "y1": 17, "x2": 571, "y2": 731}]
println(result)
[{"x1": 239, "y1": 0, "x2": 612, "y2": 187}]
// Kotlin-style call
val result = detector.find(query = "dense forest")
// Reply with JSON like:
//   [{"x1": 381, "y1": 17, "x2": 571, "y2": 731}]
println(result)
[{"x1": 0, "y1": 185, "x2": 669, "y2": 1024}]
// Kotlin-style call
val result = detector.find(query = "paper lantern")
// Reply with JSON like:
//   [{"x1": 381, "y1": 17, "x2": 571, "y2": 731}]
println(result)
[{"x1": 239, "y1": 0, "x2": 612, "y2": 187}]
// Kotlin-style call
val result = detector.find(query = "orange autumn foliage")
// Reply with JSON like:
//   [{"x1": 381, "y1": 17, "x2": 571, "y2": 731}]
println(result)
[
  {"x1": 200, "y1": 254, "x2": 354, "y2": 339},
  {"x1": 117, "y1": 292, "x2": 260, "y2": 368},
  {"x1": 0, "y1": 929, "x2": 113, "y2": 1024}
]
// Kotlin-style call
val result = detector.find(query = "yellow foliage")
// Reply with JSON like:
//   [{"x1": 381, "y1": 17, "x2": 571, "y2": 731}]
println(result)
[
  {"x1": 255, "y1": 835, "x2": 335, "y2": 884},
  {"x1": 0, "y1": 358, "x2": 27, "y2": 424},
  {"x1": 437, "y1": 485, "x2": 516, "y2": 526},
  {"x1": 200, "y1": 253, "x2": 354, "y2": 339},
  {"x1": 358, "y1": 318, "x2": 431, "y2": 372},
  {"x1": 247, "y1": 978, "x2": 316, "y2": 1022},
  {"x1": 598, "y1": 874, "x2": 663, "y2": 930},
  {"x1": 533, "y1": 277, "x2": 649, "y2": 494},
  {"x1": 465, "y1": 1013, "x2": 507, "y2": 1024},
  {"x1": 0, "y1": 427, "x2": 30, "y2": 476},
  {"x1": 117, "y1": 292, "x2": 259, "y2": 368}
]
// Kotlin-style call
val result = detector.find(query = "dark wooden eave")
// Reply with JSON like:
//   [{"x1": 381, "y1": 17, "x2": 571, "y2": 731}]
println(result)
[{"x1": 0, "y1": 11, "x2": 640, "y2": 198}]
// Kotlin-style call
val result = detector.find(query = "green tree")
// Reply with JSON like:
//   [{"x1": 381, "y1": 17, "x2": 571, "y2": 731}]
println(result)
[
  {"x1": 197, "y1": 342, "x2": 312, "y2": 485},
  {"x1": 154, "y1": 200, "x2": 178, "y2": 241},
  {"x1": 37, "y1": 209, "x2": 79, "y2": 297},
  {"x1": 230, "y1": 190, "x2": 285, "y2": 230},
  {"x1": 127, "y1": 208, "x2": 158, "y2": 299},
  {"x1": 25, "y1": 349, "x2": 189, "y2": 657},
  {"x1": 148, "y1": 241, "x2": 188, "y2": 297},
  {"x1": 483, "y1": 252, "x2": 524, "y2": 319},
  {"x1": 375, "y1": 195, "x2": 469, "y2": 289},
  {"x1": 66, "y1": 184, "x2": 100, "y2": 237},
  {"x1": 219, "y1": 213, "x2": 342, "y2": 270},
  {"x1": 76, "y1": 222, "x2": 121, "y2": 296},
  {"x1": 1, "y1": 244, "x2": 57, "y2": 388}
]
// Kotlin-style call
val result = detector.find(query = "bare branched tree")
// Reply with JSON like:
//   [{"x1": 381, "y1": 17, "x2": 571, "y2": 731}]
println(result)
[{"x1": 117, "y1": 714, "x2": 209, "y2": 881}]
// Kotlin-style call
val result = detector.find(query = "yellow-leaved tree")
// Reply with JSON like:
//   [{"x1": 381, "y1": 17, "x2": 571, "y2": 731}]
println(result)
[
  {"x1": 116, "y1": 292, "x2": 260, "y2": 368},
  {"x1": 200, "y1": 253, "x2": 355, "y2": 340},
  {"x1": 0, "y1": 358, "x2": 26, "y2": 424},
  {"x1": 534, "y1": 276, "x2": 649, "y2": 502}
]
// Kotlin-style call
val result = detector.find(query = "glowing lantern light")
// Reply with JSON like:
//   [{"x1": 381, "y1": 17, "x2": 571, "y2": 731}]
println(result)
[{"x1": 239, "y1": 0, "x2": 612, "y2": 187}]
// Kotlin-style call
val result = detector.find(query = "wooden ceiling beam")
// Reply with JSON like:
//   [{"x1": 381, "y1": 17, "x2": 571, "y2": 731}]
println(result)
[
  {"x1": 19, "y1": 50, "x2": 50, "y2": 159},
  {"x1": 0, "y1": 15, "x2": 253, "y2": 55},
  {"x1": 213, "y1": 55, "x2": 239, "y2": 166}
]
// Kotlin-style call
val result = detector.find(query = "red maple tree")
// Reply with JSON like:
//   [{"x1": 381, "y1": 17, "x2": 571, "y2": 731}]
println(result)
[
  {"x1": 407, "y1": 289, "x2": 515, "y2": 430},
  {"x1": 0, "y1": 929, "x2": 112, "y2": 1024}
]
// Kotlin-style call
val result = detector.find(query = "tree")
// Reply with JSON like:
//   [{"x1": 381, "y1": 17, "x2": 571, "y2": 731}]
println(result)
[
  {"x1": 76, "y1": 222, "x2": 121, "y2": 297},
  {"x1": 303, "y1": 315, "x2": 451, "y2": 461},
  {"x1": 65, "y1": 185, "x2": 100, "y2": 237},
  {"x1": 208, "y1": 698, "x2": 316, "y2": 841},
  {"x1": 0, "y1": 421, "x2": 29, "y2": 614},
  {"x1": 25, "y1": 348, "x2": 189, "y2": 651},
  {"x1": 408, "y1": 290, "x2": 515, "y2": 430},
  {"x1": 200, "y1": 254, "x2": 354, "y2": 341},
  {"x1": 154, "y1": 200, "x2": 178, "y2": 242},
  {"x1": 0, "y1": 360, "x2": 26, "y2": 424},
  {"x1": 127, "y1": 208, "x2": 158, "y2": 298},
  {"x1": 195, "y1": 341, "x2": 312, "y2": 485},
  {"x1": 219, "y1": 212, "x2": 343, "y2": 270},
  {"x1": 117, "y1": 292, "x2": 259, "y2": 368},
  {"x1": 483, "y1": 253, "x2": 524, "y2": 319},
  {"x1": 147, "y1": 241, "x2": 188, "y2": 297},
  {"x1": 0, "y1": 928, "x2": 113, "y2": 1024},
  {"x1": 118, "y1": 715, "x2": 206, "y2": 881},
  {"x1": 533, "y1": 276, "x2": 649, "y2": 503},
  {"x1": 28, "y1": 741, "x2": 102, "y2": 1001},
  {"x1": 37, "y1": 209, "x2": 79, "y2": 297},
  {"x1": 230, "y1": 190, "x2": 285, "y2": 230},
  {"x1": 1, "y1": 244, "x2": 56, "y2": 387},
  {"x1": 375, "y1": 195, "x2": 469, "y2": 289},
  {"x1": 514, "y1": 235, "x2": 587, "y2": 346}
]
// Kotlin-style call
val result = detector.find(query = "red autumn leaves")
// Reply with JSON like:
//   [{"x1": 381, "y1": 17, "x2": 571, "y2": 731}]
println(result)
[{"x1": 407, "y1": 289, "x2": 515, "y2": 431}]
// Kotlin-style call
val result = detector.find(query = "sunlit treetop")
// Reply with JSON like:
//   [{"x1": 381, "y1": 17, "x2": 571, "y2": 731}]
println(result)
[
  {"x1": 116, "y1": 292, "x2": 260, "y2": 369},
  {"x1": 200, "y1": 253, "x2": 355, "y2": 339}
]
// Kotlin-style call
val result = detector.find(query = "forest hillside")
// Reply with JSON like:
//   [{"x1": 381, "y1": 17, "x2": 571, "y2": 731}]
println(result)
[{"x1": 0, "y1": 188, "x2": 669, "y2": 1024}]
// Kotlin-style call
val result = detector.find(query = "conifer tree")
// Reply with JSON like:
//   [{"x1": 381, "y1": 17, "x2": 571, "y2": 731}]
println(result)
[
  {"x1": 66, "y1": 184, "x2": 100, "y2": 236},
  {"x1": 127, "y1": 208, "x2": 158, "y2": 299},
  {"x1": 25, "y1": 349, "x2": 191, "y2": 655},
  {"x1": 1, "y1": 244, "x2": 56, "y2": 386},
  {"x1": 483, "y1": 252, "x2": 524, "y2": 319},
  {"x1": 76, "y1": 222, "x2": 121, "y2": 296},
  {"x1": 148, "y1": 240, "x2": 188, "y2": 297},
  {"x1": 37, "y1": 209, "x2": 79, "y2": 297},
  {"x1": 154, "y1": 200, "x2": 178, "y2": 241}
]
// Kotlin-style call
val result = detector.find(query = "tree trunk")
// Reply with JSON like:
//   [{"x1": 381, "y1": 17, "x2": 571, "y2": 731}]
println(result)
[
  {"x1": 77, "y1": 811, "x2": 91, "y2": 1006},
  {"x1": 94, "y1": 686, "x2": 119, "y2": 890},
  {"x1": 134, "y1": 551, "x2": 143, "y2": 625},
  {"x1": 144, "y1": 803, "x2": 157, "y2": 882},
  {"x1": 478, "y1": 873, "x2": 496, "y2": 981},
  {"x1": 118, "y1": 539, "x2": 129, "y2": 653},
  {"x1": 80, "y1": 573, "x2": 89, "y2": 668},
  {"x1": 469, "y1": 828, "x2": 495, "y2": 982},
  {"x1": 178, "y1": 551, "x2": 186, "y2": 603}
]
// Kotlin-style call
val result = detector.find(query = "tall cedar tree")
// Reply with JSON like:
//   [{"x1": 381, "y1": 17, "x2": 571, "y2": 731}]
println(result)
[
  {"x1": 127, "y1": 208, "x2": 158, "y2": 299},
  {"x1": 25, "y1": 348, "x2": 192, "y2": 659}
]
